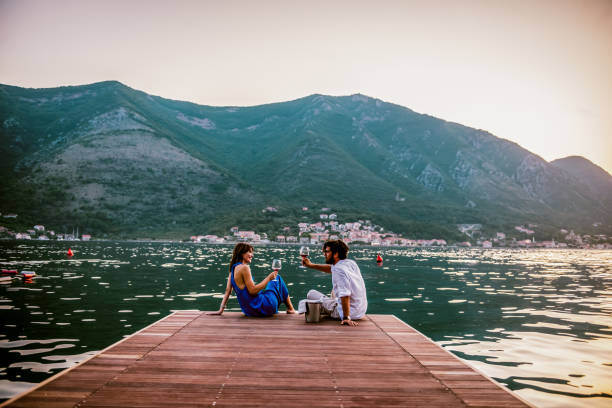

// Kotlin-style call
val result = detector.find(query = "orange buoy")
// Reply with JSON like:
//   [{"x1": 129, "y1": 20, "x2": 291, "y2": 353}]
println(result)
[{"x1": 67, "y1": 248, "x2": 73, "y2": 257}]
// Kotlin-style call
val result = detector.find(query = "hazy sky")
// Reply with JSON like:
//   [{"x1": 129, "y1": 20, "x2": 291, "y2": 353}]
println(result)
[{"x1": 2, "y1": 0, "x2": 611, "y2": 174}]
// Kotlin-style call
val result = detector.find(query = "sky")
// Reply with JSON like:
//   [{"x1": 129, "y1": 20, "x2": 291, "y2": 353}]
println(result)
[{"x1": 1, "y1": 0, "x2": 611, "y2": 174}]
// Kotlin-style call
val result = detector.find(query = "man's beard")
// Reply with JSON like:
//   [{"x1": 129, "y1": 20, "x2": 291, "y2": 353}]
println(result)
[{"x1": 325, "y1": 255, "x2": 334, "y2": 265}]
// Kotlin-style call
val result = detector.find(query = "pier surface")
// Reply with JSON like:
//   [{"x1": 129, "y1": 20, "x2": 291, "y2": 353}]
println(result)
[{"x1": 2, "y1": 312, "x2": 531, "y2": 407}]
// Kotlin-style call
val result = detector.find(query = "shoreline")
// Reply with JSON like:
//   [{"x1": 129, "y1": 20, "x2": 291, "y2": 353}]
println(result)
[{"x1": 0, "y1": 238, "x2": 610, "y2": 250}]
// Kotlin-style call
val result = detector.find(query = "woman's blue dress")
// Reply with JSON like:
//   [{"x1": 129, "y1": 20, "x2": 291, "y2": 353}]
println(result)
[{"x1": 230, "y1": 262, "x2": 289, "y2": 317}]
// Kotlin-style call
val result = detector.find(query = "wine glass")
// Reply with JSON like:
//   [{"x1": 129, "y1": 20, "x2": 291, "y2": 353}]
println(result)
[
  {"x1": 271, "y1": 259, "x2": 281, "y2": 280},
  {"x1": 299, "y1": 246, "x2": 309, "y2": 268}
]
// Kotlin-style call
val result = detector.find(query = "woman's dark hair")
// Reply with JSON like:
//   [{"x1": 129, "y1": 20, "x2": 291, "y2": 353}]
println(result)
[
  {"x1": 229, "y1": 243, "x2": 254, "y2": 272},
  {"x1": 323, "y1": 240, "x2": 349, "y2": 260}
]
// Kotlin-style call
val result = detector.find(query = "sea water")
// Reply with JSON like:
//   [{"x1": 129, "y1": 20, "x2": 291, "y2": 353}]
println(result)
[{"x1": 0, "y1": 241, "x2": 610, "y2": 407}]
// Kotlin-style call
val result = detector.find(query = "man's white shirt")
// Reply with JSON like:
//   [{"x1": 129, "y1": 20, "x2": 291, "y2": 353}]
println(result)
[{"x1": 331, "y1": 259, "x2": 368, "y2": 319}]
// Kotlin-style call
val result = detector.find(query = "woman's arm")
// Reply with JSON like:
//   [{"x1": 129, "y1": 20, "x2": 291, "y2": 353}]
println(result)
[
  {"x1": 206, "y1": 272, "x2": 233, "y2": 315},
  {"x1": 240, "y1": 265, "x2": 277, "y2": 296}
]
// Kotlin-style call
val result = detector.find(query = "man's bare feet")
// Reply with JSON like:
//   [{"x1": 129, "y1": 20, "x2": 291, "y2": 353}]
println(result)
[{"x1": 286, "y1": 309, "x2": 297, "y2": 314}]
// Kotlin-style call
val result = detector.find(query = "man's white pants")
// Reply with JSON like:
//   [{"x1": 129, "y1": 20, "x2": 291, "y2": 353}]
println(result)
[{"x1": 298, "y1": 289, "x2": 341, "y2": 319}]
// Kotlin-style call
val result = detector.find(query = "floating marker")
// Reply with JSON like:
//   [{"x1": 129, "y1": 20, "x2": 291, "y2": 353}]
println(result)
[{"x1": 68, "y1": 248, "x2": 74, "y2": 257}]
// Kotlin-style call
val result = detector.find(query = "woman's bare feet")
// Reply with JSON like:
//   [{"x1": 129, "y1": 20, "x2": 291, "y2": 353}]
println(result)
[{"x1": 284, "y1": 295, "x2": 296, "y2": 314}]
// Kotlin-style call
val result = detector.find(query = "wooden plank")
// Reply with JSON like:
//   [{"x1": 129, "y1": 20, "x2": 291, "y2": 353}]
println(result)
[
  {"x1": 0, "y1": 311, "x2": 200, "y2": 408},
  {"x1": 2, "y1": 312, "x2": 532, "y2": 407},
  {"x1": 368, "y1": 314, "x2": 533, "y2": 407}
]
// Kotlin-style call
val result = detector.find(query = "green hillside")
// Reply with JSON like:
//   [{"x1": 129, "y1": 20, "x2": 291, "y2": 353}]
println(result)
[{"x1": 1, "y1": 81, "x2": 610, "y2": 239}]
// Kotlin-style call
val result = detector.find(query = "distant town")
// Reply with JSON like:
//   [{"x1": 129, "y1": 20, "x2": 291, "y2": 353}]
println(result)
[
  {"x1": 0, "y1": 214, "x2": 91, "y2": 241},
  {"x1": 189, "y1": 207, "x2": 611, "y2": 249},
  {"x1": 2, "y1": 209, "x2": 610, "y2": 249}
]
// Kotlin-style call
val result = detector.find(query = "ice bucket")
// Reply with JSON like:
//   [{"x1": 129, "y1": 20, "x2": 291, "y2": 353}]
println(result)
[{"x1": 304, "y1": 300, "x2": 322, "y2": 323}]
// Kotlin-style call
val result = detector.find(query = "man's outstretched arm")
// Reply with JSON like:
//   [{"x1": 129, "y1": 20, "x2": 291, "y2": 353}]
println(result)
[{"x1": 302, "y1": 257, "x2": 332, "y2": 274}]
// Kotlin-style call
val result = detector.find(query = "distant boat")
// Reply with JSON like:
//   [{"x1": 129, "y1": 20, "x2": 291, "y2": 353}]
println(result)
[
  {"x1": 1, "y1": 269, "x2": 17, "y2": 276},
  {"x1": 0, "y1": 276, "x2": 12, "y2": 284},
  {"x1": 20, "y1": 270, "x2": 36, "y2": 279}
]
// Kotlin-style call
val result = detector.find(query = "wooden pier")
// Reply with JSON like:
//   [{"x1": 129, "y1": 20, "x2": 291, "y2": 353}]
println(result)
[{"x1": 2, "y1": 312, "x2": 531, "y2": 407}]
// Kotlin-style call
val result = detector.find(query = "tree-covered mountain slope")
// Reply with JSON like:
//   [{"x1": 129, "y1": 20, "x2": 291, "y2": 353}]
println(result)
[{"x1": 1, "y1": 81, "x2": 610, "y2": 239}]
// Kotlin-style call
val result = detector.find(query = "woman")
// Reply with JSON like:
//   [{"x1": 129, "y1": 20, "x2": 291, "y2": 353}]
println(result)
[{"x1": 208, "y1": 243, "x2": 296, "y2": 316}]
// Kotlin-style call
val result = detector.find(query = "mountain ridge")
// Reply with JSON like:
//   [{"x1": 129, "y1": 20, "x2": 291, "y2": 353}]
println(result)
[{"x1": 1, "y1": 81, "x2": 610, "y2": 239}]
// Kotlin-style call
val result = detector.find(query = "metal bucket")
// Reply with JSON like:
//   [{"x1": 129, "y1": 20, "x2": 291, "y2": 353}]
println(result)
[{"x1": 304, "y1": 300, "x2": 322, "y2": 323}]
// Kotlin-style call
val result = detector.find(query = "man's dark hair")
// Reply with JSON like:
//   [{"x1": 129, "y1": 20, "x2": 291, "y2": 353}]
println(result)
[{"x1": 323, "y1": 240, "x2": 349, "y2": 260}]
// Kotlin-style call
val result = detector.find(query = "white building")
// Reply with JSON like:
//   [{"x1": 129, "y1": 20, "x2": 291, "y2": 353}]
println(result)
[
  {"x1": 515, "y1": 226, "x2": 535, "y2": 234},
  {"x1": 237, "y1": 230, "x2": 256, "y2": 239}
]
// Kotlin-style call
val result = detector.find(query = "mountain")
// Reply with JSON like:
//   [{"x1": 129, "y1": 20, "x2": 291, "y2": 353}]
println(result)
[
  {"x1": 1, "y1": 81, "x2": 611, "y2": 239},
  {"x1": 551, "y1": 156, "x2": 612, "y2": 204}
]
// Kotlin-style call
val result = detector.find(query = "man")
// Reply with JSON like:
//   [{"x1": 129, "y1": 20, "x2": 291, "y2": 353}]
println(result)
[{"x1": 301, "y1": 240, "x2": 367, "y2": 326}]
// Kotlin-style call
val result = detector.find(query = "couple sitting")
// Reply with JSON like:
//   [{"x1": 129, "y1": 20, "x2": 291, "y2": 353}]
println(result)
[{"x1": 209, "y1": 240, "x2": 367, "y2": 326}]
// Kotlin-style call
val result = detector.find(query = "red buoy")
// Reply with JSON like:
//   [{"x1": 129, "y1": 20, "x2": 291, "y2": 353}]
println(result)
[
  {"x1": 67, "y1": 248, "x2": 73, "y2": 257},
  {"x1": 376, "y1": 253, "x2": 383, "y2": 263}
]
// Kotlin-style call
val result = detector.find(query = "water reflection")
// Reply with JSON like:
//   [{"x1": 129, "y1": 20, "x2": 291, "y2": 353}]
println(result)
[{"x1": 0, "y1": 242, "x2": 610, "y2": 407}]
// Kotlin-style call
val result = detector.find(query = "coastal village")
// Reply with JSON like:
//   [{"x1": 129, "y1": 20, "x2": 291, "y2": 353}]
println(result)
[
  {"x1": 1, "y1": 209, "x2": 610, "y2": 249},
  {"x1": 0, "y1": 223, "x2": 90, "y2": 241},
  {"x1": 189, "y1": 207, "x2": 612, "y2": 249}
]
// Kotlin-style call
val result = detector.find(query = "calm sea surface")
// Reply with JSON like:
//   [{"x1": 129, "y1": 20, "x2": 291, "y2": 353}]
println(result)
[{"x1": 0, "y1": 241, "x2": 610, "y2": 407}]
